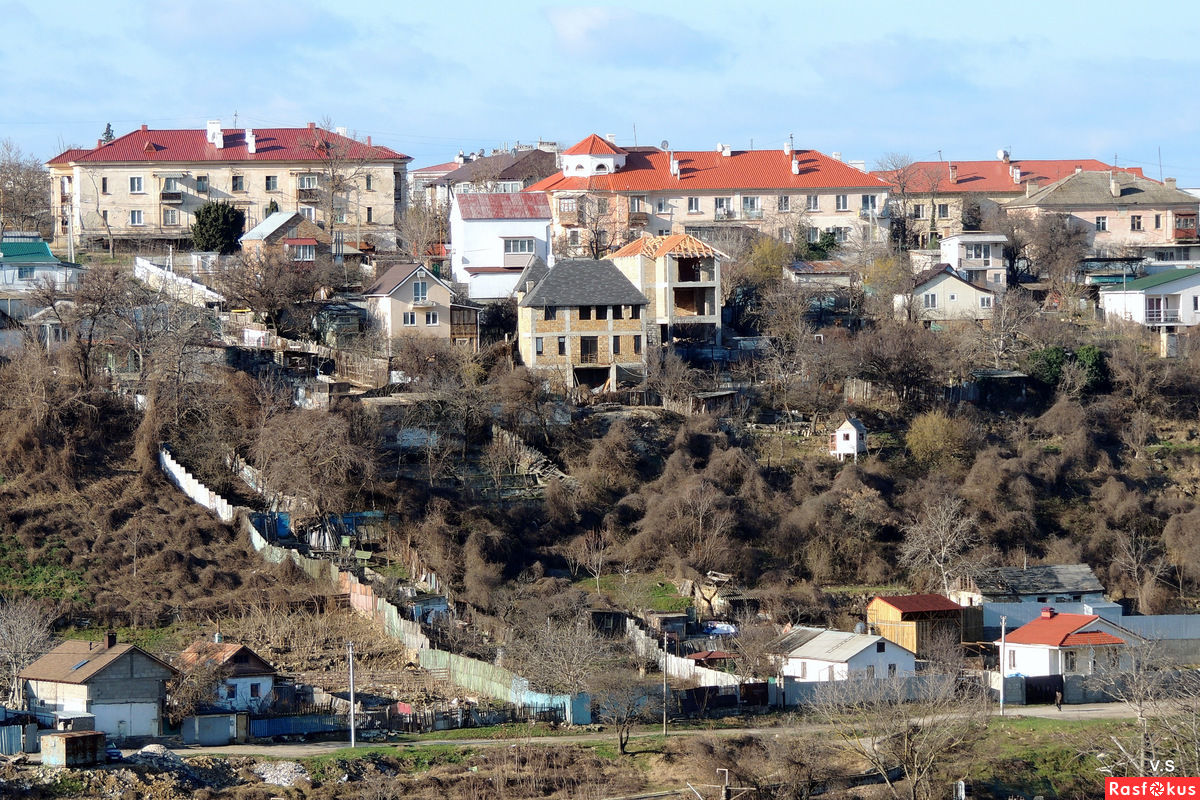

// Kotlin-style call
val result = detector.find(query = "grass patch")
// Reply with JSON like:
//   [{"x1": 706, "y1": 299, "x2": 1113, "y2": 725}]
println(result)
[
  {"x1": 571, "y1": 573, "x2": 691, "y2": 612},
  {"x1": 373, "y1": 562, "x2": 409, "y2": 580},
  {"x1": 399, "y1": 722, "x2": 571, "y2": 741},
  {"x1": 822, "y1": 583, "x2": 909, "y2": 597},
  {"x1": 303, "y1": 744, "x2": 469, "y2": 783},
  {"x1": 59, "y1": 621, "x2": 200, "y2": 653}
]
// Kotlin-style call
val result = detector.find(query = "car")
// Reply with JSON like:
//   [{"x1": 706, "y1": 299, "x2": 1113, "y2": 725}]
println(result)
[{"x1": 105, "y1": 744, "x2": 123, "y2": 763}]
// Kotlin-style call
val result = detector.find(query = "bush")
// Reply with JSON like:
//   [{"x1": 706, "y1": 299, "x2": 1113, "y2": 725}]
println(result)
[
  {"x1": 905, "y1": 410, "x2": 974, "y2": 467},
  {"x1": 191, "y1": 201, "x2": 246, "y2": 255}
]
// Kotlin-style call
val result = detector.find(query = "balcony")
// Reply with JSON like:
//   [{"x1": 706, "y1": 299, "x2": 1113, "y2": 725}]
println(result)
[
  {"x1": 628, "y1": 211, "x2": 649, "y2": 227},
  {"x1": 741, "y1": 208, "x2": 764, "y2": 220},
  {"x1": 160, "y1": 191, "x2": 184, "y2": 204},
  {"x1": 1146, "y1": 309, "x2": 1182, "y2": 324},
  {"x1": 579, "y1": 352, "x2": 600, "y2": 364},
  {"x1": 558, "y1": 209, "x2": 582, "y2": 227},
  {"x1": 297, "y1": 187, "x2": 320, "y2": 203},
  {"x1": 714, "y1": 208, "x2": 735, "y2": 220}
]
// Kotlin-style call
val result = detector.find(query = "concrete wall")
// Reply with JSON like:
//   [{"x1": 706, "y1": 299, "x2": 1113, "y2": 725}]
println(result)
[
  {"x1": 159, "y1": 448, "x2": 233, "y2": 523},
  {"x1": 626, "y1": 619, "x2": 741, "y2": 688},
  {"x1": 133, "y1": 257, "x2": 224, "y2": 306}
]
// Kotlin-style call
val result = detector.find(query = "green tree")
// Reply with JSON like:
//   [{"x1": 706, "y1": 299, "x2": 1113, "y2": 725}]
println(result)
[
  {"x1": 101, "y1": 123, "x2": 115, "y2": 143},
  {"x1": 265, "y1": 199, "x2": 280, "y2": 216},
  {"x1": 191, "y1": 201, "x2": 246, "y2": 255}
]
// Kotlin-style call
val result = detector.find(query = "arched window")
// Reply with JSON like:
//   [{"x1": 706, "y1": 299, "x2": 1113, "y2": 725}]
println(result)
[
  {"x1": 574, "y1": 163, "x2": 584, "y2": 172},
  {"x1": 595, "y1": 163, "x2": 608, "y2": 173}
]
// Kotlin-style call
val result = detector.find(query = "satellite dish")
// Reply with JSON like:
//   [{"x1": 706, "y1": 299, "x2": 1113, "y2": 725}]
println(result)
[
  {"x1": 996, "y1": 149, "x2": 1009, "y2": 161},
  {"x1": 660, "y1": 140, "x2": 670, "y2": 151}
]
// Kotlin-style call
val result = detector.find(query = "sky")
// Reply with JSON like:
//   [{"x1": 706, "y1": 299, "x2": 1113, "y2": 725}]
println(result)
[{"x1": 5, "y1": 0, "x2": 1200, "y2": 183}]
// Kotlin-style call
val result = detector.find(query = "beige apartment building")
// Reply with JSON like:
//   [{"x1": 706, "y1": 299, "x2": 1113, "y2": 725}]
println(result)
[{"x1": 47, "y1": 120, "x2": 410, "y2": 253}]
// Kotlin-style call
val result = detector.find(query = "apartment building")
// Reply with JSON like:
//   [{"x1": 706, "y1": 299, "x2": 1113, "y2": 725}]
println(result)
[
  {"x1": 47, "y1": 120, "x2": 410, "y2": 252},
  {"x1": 515, "y1": 257, "x2": 649, "y2": 390},
  {"x1": 525, "y1": 134, "x2": 890, "y2": 257}
]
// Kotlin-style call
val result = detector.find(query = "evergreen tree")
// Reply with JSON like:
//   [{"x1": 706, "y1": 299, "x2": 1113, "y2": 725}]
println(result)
[
  {"x1": 191, "y1": 201, "x2": 246, "y2": 255},
  {"x1": 101, "y1": 123, "x2": 114, "y2": 143}
]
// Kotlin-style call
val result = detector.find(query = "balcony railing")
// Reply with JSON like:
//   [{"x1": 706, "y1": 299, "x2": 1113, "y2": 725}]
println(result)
[
  {"x1": 160, "y1": 191, "x2": 183, "y2": 204},
  {"x1": 579, "y1": 352, "x2": 599, "y2": 364},
  {"x1": 713, "y1": 208, "x2": 735, "y2": 220},
  {"x1": 297, "y1": 187, "x2": 319, "y2": 202},
  {"x1": 1146, "y1": 310, "x2": 1182, "y2": 324},
  {"x1": 628, "y1": 211, "x2": 649, "y2": 226},
  {"x1": 742, "y1": 208, "x2": 764, "y2": 220}
]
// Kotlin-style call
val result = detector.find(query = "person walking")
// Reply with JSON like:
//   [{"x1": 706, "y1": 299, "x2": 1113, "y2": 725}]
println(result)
[{"x1": 1054, "y1": 690, "x2": 1063, "y2": 711}]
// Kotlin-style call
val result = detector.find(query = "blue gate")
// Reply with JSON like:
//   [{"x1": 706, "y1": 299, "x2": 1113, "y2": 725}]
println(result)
[
  {"x1": 250, "y1": 715, "x2": 348, "y2": 738},
  {"x1": 0, "y1": 724, "x2": 23, "y2": 755}
]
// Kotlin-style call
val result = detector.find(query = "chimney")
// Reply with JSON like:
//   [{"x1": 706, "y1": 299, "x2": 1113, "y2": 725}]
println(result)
[
  {"x1": 783, "y1": 141, "x2": 792, "y2": 155},
  {"x1": 605, "y1": 133, "x2": 616, "y2": 143},
  {"x1": 246, "y1": 129, "x2": 256, "y2": 154},
  {"x1": 715, "y1": 142, "x2": 723, "y2": 153},
  {"x1": 721, "y1": 144, "x2": 731, "y2": 157},
  {"x1": 104, "y1": 631, "x2": 117, "y2": 649},
  {"x1": 366, "y1": 136, "x2": 372, "y2": 147},
  {"x1": 307, "y1": 122, "x2": 316, "y2": 129},
  {"x1": 1040, "y1": 607, "x2": 1056, "y2": 619},
  {"x1": 96, "y1": 139, "x2": 103, "y2": 148},
  {"x1": 1109, "y1": 171, "x2": 1120, "y2": 198},
  {"x1": 1026, "y1": 180, "x2": 1039, "y2": 197},
  {"x1": 206, "y1": 119, "x2": 223, "y2": 148},
  {"x1": 1003, "y1": 150, "x2": 1011, "y2": 164},
  {"x1": 1166, "y1": 177, "x2": 1178, "y2": 190},
  {"x1": 213, "y1": 632, "x2": 224, "y2": 644},
  {"x1": 140, "y1": 124, "x2": 148, "y2": 132},
  {"x1": 949, "y1": 164, "x2": 958, "y2": 183},
  {"x1": 335, "y1": 126, "x2": 347, "y2": 137},
  {"x1": 832, "y1": 151, "x2": 842, "y2": 161},
  {"x1": 791, "y1": 157, "x2": 800, "y2": 175},
  {"x1": 1011, "y1": 166, "x2": 1021, "y2": 185},
  {"x1": 525, "y1": 281, "x2": 535, "y2": 293},
  {"x1": 1075, "y1": 165, "x2": 1082, "y2": 174}
]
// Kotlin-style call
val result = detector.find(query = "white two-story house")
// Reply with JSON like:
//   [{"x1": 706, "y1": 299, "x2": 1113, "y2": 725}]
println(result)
[
  {"x1": 448, "y1": 193, "x2": 552, "y2": 301},
  {"x1": 940, "y1": 232, "x2": 1008, "y2": 289},
  {"x1": 1099, "y1": 268, "x2": 1200, "y2": 332}
]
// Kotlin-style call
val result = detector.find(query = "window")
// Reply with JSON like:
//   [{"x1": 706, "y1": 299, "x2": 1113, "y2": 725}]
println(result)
[
  {"x1": 630, "y1": 305, "x2": 641, "y2": 319},
  {"x1": 129, "y1": 209, "x2": 144, "y2": 226},
  {"x1": 687, "y1": 197, "x2": 700, "y2": 213},
  {"x1": 980, "y1": 296, "x2": 992, "y2": 308},
  {"x1": 163, "y1": 208, "x2": 178, "y2": 226},
  {"x1": 265, "y1": 175, "x2": 279, "y2": 191},
  {"x1": 923, "y1": 292, "x2": 936, "y2": 309},
  {"x1": 568, "y1": 229, "x2": 580, "y2": 246},
  {"x1": 17, "y1": 266, "x2": 34, "y2": 281},
  {"x1": 656, "y1": 198, "x2": 667, "y2": 213},
  {"x1": 634, "y1": 335, "x2": 642, "y2": 354},
  {"x1": 595, "y1": 305, "x2": 607, "y2": 320},
  {"x1": 101, "y1": 210, "x2": 107, "y2": 224},
  {"x1": 861, "y1": 194, "x2": 877, "y2": 212},
  {"x1": 1131, "y1": 215, "x2": 1142, "y2": 231},
  {"x1": 629, "y1": 196, "x2": 645, "y2": 213},
  {"x1": 1037, "y1": 596, "x2": 1048, "y2": 603},
  {"x1": 250, "y1": 683, "x2": 261, "y2": 699},
  {"x1": 1095, "y1": 216, "x2": 1108, "y2": 232},
  {"x1": 612, "y1": 335, "x2": 621, "y2": 355},
  {"x1": 912, "y1": 203, "x2": 925, "y2": 219},
  {"x1": 876, "y1": 641, "x2": 886, "y2": 653},
  {"x1": 1008, "y1": 649, "x2": 1016, "y2": 669},
  {"x1": 580, "y1": 336, "x2": 598, "y2": 362},
  {"x1": 778, "y1": 195, "x2": 790, "y2": 212},
  {"x1": 163, "y1": 177, "x2": 179, "y2": 191},
  {"x1": 504, "y1": 238, "x2": 534, "y2": 254},
  {"x1": 559, "y1": 198, "x2": 577, "y2": 214},
  {"x1": 557, "y1": 336, "x2": 566, "y2": 356},
  {"x1": 807, "y1": 226, "x2": 820, "y2": 243},
  {"x1": 101, "y1": 177, "x2": 108, "y2": 193},
  {"x1": 544, "y1": 306, "x2": 557, "y2": 321},
  {"x1": 714, "y1": 197, "x2": 731, "y2": 216},
  {"x1": 535, "y1": 337, "x2": 543, "y2": 355},
  {"x1": 657, "y1": 228, "x2": 669, "y2": 236},
  {"x1": 1064, "y1": 651, "x2": 1078, "y2": 672},
  {"x1": 365, "y1": 174, "x2": 373, "y2": 191},
  {"x1": 780, "y1": 226, "x2": 793, "y2": 243},
  {"x1": 225, "y1": 684, "x2": 237, "y2": 700},
  {"x1": 579, "y1": 305, "x2": 592, "y2": 320},
  {"x1": 1194, "y1": 296, "x2": 1198, "y2": 312},
  {"x1": 833, "y1": 226, "x2": 851, "y2": 243},
  {"x1": 937, "y1": 203, "x2": 949, "y2": 218},
  {"x1": 806, "y1": 194, "x2": 819, "y2": 212},
  {"x1": 949, "y1": 293, "x2": 957, "y2": 302},
  {"x1": 299, "y1": 174, "x2": 317, "y2": 189},
  {"x1": 292, "y1": 244, "x2": 315, "y2": 261},
  {"x1": 413, "y1": 280, "x2": 428, "y2": 302},
  {"x1": 1155, "y1": 214, "x2": 1163, "y2": 229},
  {"x1": 1107, "y1": 649, "x2": 1120, "y2": 670},
  {"x1": 299, "y1": 206, "x2": 315, "y2": 221},
  {"x1": 402, "y1": 312, "x2": 416, "y2": 326},
  {"x1": 612, "y1": 305, "x2": 623, "y2": 320},
  {"x1": 835, "y1": 194, "x2": 848, "y2": 211},
  {"x1": 231, "y1": 175, "x2": 245, "y2": 192},
  {"x1": 366, "y1": 207, "x2": 373, "y2": 223},
  {"x1": 597, "y1": 197, "x2": 609, "y2": 214},
  {"x1": 195, "y1": 175, "x2": 208, "y2": 193},
  {"x1": 129, "y1": 176, "x2": 144, "y2": 193},
  {"x1": 426, "y1": 311, "x2": 439, "y2": 325},
  {"x1": 800, "y1": 661, "x2": 807, "y2": 679},
  {"x1": 742, "y1": 195, "x2": 761, "y2": 216},
  {"x1": 333, "y1": 208, "x2": 347, "y2": 224},
  {"x1": 888, "y1": 663, "x2": 897, "y2": 678}
]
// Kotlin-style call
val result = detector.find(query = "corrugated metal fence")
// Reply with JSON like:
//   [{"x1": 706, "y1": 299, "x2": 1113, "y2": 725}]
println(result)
[
  {"x1": 250, "y1": 714, "x2": 349, "y2": 738},
  {"x1": 0, "y1": 724, "x2": 23, "y2": 755}
]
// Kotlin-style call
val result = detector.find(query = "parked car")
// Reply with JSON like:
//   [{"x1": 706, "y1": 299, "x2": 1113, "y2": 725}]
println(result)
[{"x1": 105, "y1": 744, "x2": 122, "y2": 763}]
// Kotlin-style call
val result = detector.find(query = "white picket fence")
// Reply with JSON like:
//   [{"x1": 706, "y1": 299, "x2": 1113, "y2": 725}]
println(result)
[
  {"x1": 626, "y1": 619, "x2": 743, "y2": 688},
  {"x1": 159, "y1": 448, "x2": 234, "y2": 523}
]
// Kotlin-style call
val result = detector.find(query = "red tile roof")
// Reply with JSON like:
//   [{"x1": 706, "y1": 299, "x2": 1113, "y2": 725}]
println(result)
[
  {"x1": 1004, "y1": 613, "x2": 1122, "y2": 646},
  {"x1": 47, "y1": 125, "x2": 408, "y2": 165},
  {"x1": 610, "y1": 233, "x2": 722, "y2": 259},
  {"x1": 456, "y1": 192, "x2": 551, "y2": 220},
  {"x1": 563, "y1": 134, "x2": 628, "y2": 156},
  {"x1": 872, "y1": 594, "x2": 963, "y2": 614},
  {"x1": 411, "y1": 161, "x2": 461, "y2": 174},
  {"x1": 871, "y1": 159, "x2": 1145, "y2": 195},
  {"x1": 46, "y1": 148, "x2": 90, "y2": 166},
  {"x1": 1062, "y1": 631, "x2": 1126, "y2": 647},
  {"x1": 527, "y1": 146, "x2": 887, "y2": 194}
]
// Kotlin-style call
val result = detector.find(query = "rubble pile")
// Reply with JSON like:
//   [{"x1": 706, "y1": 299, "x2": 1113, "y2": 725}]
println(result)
[{"x1": 252, "y1": 759, "x2": 309, "y2": 787}]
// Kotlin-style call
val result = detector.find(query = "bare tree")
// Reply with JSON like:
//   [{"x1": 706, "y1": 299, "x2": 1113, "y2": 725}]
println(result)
[
  {"x1": 975, "y1": 290, "x2": 1039, "y2": 368},
  {"x1": 1030, "y1": 212, "x2": 1090, "y2": 312},
  {"x1": 81, "y1": 167, "x2": 115, "y2": 257},
  {"x1": 566, "y1": 528, "x2": 612, "y2": 592},
  {"x1": 899, "y1": 496, "x2": 981, "y2": 595},
  {"x1": 552, "y1": 193, "x2": 630, "y2": 260},
  {"x1": 214, "y1": 249, "x2": 339, "y2": 332},
  {"x1": 1113, "y1": 526, "x2": 1169, "y2": 614},
  {"x1": 166, "y1": 645, "x2": 229, "y2": 725},
  {"x1": 396, "y1": 194, "x2": 447, "y2": 269},
  {"x1": 302, "y1": 118, "x2": 373, "y2": 240},
  {"x1": 0, "y1": 139, "x2": 50, "y2": 238},
  {"x1": 0, "y1": 597, "x2": 57, "y2": 706},
  {"x1": 31, "y1": 263, "x2": 127, "y2": 383},
  {"x1": 591, "y1": 671, "x2": 661, "y2": 755},
  {"x1": 505, "y1": 613, "x2": 611, "y2": 697}
]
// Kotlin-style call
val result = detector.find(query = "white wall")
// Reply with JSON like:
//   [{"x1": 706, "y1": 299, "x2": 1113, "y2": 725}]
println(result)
[
  {"x1": 220, "y1": 675, "x2": 274, "y2": 712},
  {"x1": 782, "y1": 640, "x2": 915, "y2": 682},
  {"x1": 448, "y1": 202, "x2": 550, "y2": 284},
  {"x1": 468, "y1": 271, "x2": 523, "y2": 302},
  {"x1": 92, "y1": 701, "x2": 160, "y2": 739},
  {"x1": 1003, "y1": 643, "x2": 1054, "y2": 677}
]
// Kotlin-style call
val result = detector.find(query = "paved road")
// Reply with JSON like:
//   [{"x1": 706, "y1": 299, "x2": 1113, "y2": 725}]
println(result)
[{"x1": 166, "y1": 702, "x2": 1139, "y2": 759}]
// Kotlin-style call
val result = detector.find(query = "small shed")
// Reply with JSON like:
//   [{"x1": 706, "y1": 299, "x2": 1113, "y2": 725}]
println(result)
[
  {"x1": 42, "y1": 731, "x2": 105, "y2": 767},
  {"x1": 829, "y1": 418, "x2": 868, "y2": 462},
  {"x1": 867, "y1": 594, "x2": 964, "y2": 658}
]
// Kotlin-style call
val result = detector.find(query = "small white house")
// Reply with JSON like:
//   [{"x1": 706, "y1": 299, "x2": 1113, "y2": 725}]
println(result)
[
  {"x1": 829, "y1": 418, "x2": 868, "y2": 462},
  {"x1": 1099, "y1": 268, "x2": 1200, "y2": 331},
  {"x1": 997, "y1": 608, "x2": 1136, "y2": 678},
  {"x1": 896, "y1": 266, "x2": 995, "y2": 324},
  {"x1": 448, "y1": 193, "x2": 553, "y2": 302},
  {"x1": 772, "y1": 626, "x2": 916, "y2": 683},
  {"x1": 940, "y1": 232, "x2": 1008, "y2": 289}
]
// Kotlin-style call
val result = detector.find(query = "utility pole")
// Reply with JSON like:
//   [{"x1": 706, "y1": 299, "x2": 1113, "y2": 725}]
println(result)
[
  {"x1": 999, "y1": 616, "x2": 1007, "y2": 717},
  {"x1": 662, "y1": 629, "x2": 668, "y2": 738},
  {"x1": 348, "y1": 640, "x2": 357, "y2": 747}
]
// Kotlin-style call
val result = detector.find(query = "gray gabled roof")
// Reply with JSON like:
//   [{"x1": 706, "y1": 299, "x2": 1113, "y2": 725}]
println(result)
[
  {"x1": 973, "y1": 564, "x2": 1105, "y2": 597},
  {"x1": 1007, "y1": 170, "x2": 1200, "y2": 209},
  {"x1": 770, "y1": 627, "x2": 907, "y2": 662},
  {"x1": 514, "y1": 256, "x2": 549, "y2": 291},
  {"x1": 240, "y1": 211, "x2": 302, "y2": 242},
  {"x1": 518, "y1": 258, "x2": 649, "y2": 308}
]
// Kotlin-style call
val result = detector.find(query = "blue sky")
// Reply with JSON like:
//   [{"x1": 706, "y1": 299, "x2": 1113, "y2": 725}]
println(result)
[{"x1": 5, "y1": 0, "x2": 1200, "y2": 183}]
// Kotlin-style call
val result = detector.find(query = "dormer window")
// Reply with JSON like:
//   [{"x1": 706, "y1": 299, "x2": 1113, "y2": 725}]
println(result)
[{"x1": 596, "y1": 164, "x2": 608, "y2": 173}]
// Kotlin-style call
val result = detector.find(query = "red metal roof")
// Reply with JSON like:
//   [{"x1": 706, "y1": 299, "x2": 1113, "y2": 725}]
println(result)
[
  {"x1": 49, "y1": 124, "x2": 408, "y2": 164},
  {"x1": 871, "y1": 159, "x2": 1146, "y2": 195},
  {"x1": 284, "y1": 238, "x2": 318, "y2": 246},
  {"x1": 411, "y1": 161, "x2": 461, "y2": 174},
  {"x1": 872, "y1": 594, "x2": 963, "y2": 614},
  {"x1": 47, "y1": 148, "x2": 90, "y2": 166},
  {"x1": 527, "y1": 146, "x2": 887, "y2": 194},
  {"x1": 1005, "y1": 613, "x2": 1109, "y2": 646},
  {"x1": 685, "y1": 650, "x2": 734, "y2": 661},
  {"x1": 457, "y1": 192, "x2": 551, "y2": 220},
  {"x1": 1062, "y1": 631, "x2": 1125, "y2": 647},
  {"x1": 563, "y1": 134, "x2": 627, "y2": 156}
]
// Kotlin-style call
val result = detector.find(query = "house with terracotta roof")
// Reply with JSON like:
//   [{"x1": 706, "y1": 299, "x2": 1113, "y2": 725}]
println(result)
[
  {"x1": 997, "y1": 608, "x2": 1137, "y2": 677},
  {"x1": 47, "y1": 120, "x2": 410, "y2": 253},
  {"x1": 448, "y1": 192, "x2": 553, "y2": 301},
  {"x1": 1006, "y1": 171, "x2": 1200, "y2": 262},
  {"x1": 867, "y1": 595, "x2": 964, "y2": 658},
  {"x1": 178, "y1": 636, "x2": 277, "y2": 713},
  {"x1": 365, "y1": 262, "x2": 479, "y2": 352},
  {"x1": 20, "y1": 632, "x2": 177, "y2": 740},
  {"x1": 515, "y1": 257, "x2": 649, "y2": 389},
  {"x1": 608, "y1": 233, "x2": 724, "y2": 345},
  {"x1": 895, "y1": 266, "x2": 995, "y2": 325},
  {"x1": 526, "y1": 134, "x2": 890, "y2": 260},
  {"x1": 871, "y1": 154, "x2": 1140, "y2": 246}
]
